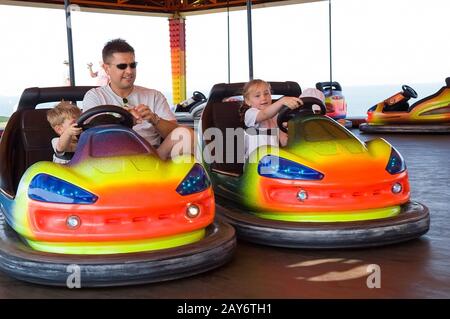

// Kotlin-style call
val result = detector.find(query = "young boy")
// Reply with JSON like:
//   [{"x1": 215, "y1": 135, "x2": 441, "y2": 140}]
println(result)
[{"x1": 46, "y1": 101, "x2": 82, "y2": 164}]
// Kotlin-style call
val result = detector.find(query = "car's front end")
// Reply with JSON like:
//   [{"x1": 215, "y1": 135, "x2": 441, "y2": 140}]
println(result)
[{"x1": 10, "y1": 154, "x2": 214, "y2": 255}]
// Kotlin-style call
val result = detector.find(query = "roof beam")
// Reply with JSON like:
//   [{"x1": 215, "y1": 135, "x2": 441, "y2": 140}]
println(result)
[{"x1": 0, "y1": 0, "x2": 325, "y2": 14}]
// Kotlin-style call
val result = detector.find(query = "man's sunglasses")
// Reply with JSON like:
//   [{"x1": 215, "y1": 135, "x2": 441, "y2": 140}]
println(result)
[{"x1": 109, "y1": 62, "x2": 138, "y2": 70}]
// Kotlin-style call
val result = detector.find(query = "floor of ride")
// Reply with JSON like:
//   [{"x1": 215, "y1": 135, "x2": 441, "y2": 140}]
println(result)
[{"x1": 1, "y1": 130, "x2": 449, "y2": 298}]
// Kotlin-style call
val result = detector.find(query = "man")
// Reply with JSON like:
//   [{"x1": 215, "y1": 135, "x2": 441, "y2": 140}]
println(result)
[{"x1": 82, "y1": 38, "x2": 194, "y2": 160}]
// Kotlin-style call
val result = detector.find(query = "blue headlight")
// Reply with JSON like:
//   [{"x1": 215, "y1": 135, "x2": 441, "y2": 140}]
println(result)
[
  {"x1": 176, "y1": 164, "x2": 211, "y2": 195},
  {"x1": 258, "y1": 155, "x2": 324, "y2": 180},
  {"x1": 28, "y1": 174, "x2": 98, "y2": 204},
  {"x1": 386, "y1": 147, "x2": 406, "y2": 174}
]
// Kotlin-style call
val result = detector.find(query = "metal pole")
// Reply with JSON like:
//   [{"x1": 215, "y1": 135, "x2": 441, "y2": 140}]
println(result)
[
  {"x1": 246, "y1": 0, "x2": 254, "y2": 80},
  {"x1": 64, "y1": 0, "x2": 76, "y2": 86},
  {"x1": 227, "y1": 0, "x2": 231, "y2": 83},
  {"x1": 328, "y1": 0, "x2": 333, "y2": 89}
]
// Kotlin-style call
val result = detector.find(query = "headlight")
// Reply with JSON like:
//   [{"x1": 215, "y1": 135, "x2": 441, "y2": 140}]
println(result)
[
  {"x1": 385, "y1": 147, "x2": 406, "y2": 174},
  {"x1": 28, "y1": 174, "x2": 98, "y2": 204},
  {"x1": 258, "y1": 155, "x2": 324, "y2": 180},
  {"x1": 176, "y1": 164, "x2": 211, "y2": 195}
]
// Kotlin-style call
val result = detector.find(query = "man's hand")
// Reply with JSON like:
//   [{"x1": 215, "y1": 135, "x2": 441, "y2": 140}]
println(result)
[
  {"x1": 123, "y1": 105, "x2": 143, "y2": 124},
  {"x1": 124, "y1": 103, "x2": 177, "y2": 138},
  {"x1": 134, "y1": 104, "x2": 160, "y2": 125}
]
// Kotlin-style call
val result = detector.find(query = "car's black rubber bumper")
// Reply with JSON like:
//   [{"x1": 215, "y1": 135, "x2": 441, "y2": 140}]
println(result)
[
  {"x1": 217, "y1": 199, "x2": 429, "y2": 249},
  {"x1": 0, "y1": 212, "x2": 236, "y2": 287},
  {"x1": 359, "y1": 123, "x2": 450, "y2": 133}
]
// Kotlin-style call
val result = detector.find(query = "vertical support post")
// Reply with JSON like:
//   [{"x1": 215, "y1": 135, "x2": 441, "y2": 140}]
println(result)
[
  {"x1": 64, "y1": 0, "x2": 76, "y2": 86},
  {"x1": 227, "y1": 1, "x2": 231, "y2": 83},
  {"x1": 328, "y1": 0, "x2": 333, "y2": 89},
  {"x1": 246, "y1": 0, "x2": 254, "y2": 80},
  {"x1": 169, "y1": 16, "x2": 186, "y2": 105}
]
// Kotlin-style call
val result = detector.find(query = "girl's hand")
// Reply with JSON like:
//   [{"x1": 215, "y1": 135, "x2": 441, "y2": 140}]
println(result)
[{"x1": 280, "y1": 96, "x2": 303, "y2": 110}]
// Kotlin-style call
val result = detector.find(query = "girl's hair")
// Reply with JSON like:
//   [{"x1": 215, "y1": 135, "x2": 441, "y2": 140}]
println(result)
[
  {"x1": 238, "y1": 79, "x2": 271, "y2": 125},
  {"x1": 46, "y1": 100, "x2": 81, "y2": 128}
]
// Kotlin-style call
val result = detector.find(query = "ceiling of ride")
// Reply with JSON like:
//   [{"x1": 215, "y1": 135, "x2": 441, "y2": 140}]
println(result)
[{"x1": 3, "y1": 0, "x2": 324, "y2": 15}]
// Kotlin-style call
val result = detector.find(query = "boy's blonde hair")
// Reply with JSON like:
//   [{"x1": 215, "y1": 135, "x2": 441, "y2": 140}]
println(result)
[{"x1": 46, "y1": 101, "x2": 81, "y2": 129}]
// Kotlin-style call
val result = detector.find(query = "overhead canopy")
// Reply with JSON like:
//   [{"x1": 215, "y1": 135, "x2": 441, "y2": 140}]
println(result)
[{"x1": 1, "y1": 0, "x2": 325, "y2": 15}]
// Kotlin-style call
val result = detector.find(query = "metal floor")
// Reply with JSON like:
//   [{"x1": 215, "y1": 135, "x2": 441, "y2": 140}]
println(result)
[{"x1": 1, "y1": 130, "x2": 449, "y2": 298}]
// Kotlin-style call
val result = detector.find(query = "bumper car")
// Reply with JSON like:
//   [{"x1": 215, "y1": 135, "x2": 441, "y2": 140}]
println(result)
[
  {"x1": 360, "y1": 78, "x2": 450, "y2": 133},
  {"x1": 315, "y1": 81, "x2": 348, "y2": 117},
  {"x1": 0, "y1": 86, "x2": 235, "y2": 287},
  {"x1": 174, "y1": 91, "x2": 207, "y2": 128},
  {"x1": 199, "y1": 81, "x2": 429, "y2": 249},
  {"x1": 316, "y1": 81, "x2": 352, "y2": 129}
]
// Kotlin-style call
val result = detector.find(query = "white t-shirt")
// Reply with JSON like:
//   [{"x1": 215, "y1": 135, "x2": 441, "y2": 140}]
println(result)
[
  {"x1": 82, "y1": 85, "x2": 176, "y2": 146},
  {"x1": 244, "y1": 108, "x2": 287, "y2": 159},
  {"x1": 51, "y1": 137, "x2": 72, "y2": 164}
]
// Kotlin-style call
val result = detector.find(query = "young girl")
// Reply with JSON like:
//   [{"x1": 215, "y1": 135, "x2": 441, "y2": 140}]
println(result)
[
  {"x1": 239, "y1": 79, "x2": 302, "y2": 159},
  {"x1": 239, "y1": 79, "x2": 325, "y2": 160}
]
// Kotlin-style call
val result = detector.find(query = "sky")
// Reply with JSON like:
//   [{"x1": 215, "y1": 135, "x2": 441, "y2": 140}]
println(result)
[{"x1": 0, "y1": 0, "x2": 450, "y2": 109}]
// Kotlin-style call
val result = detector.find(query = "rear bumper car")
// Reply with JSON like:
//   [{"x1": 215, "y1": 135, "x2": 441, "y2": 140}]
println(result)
[
  {"x1": 200, "y1": 81, "x2": 430, "y2": 248},
  {"x1": 360, "y1": 79, "x2": 450, "y2": 133}
]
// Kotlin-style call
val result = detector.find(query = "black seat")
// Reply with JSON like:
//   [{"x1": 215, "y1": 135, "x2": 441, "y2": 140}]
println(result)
[
  {"x1": 208, "y1": 101, "x2": 245, "y2": 176},
  {"x1": 384, "y1": 101, "x2": 410, "y2": 112},
  {"x1": 16, "y1": 86, "x2": 95, "y2": 110},
  {"x1": 0, "y1": 109, "x2": 57, "y2": 196},
  {"x1": 0, "y1": 86, "x2": 95, "y2": 197},
  {"x1": 201, "y1": 81, "x2": 302, "y2": 177}
]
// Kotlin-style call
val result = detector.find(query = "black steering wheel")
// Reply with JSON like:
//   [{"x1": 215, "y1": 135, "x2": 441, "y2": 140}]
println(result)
[
  {"x1": 277, "y1": 97, "x2": 327, "y2": 133},
  {"x1": 77, "y1": 105, "x2": 135, "y2": 131},
  {"x1": 193, "y1": 91, "x2": 207, "y2": 102},
  {"x1": 402, "y1": 85, "x2": 418, "y2": 99}
]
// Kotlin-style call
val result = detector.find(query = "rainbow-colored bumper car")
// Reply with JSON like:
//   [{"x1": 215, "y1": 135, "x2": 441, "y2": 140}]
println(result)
[
  {"x1": 315, "y1": 81, "x2": 348, "y2": 119},
  {"x1": 199, "y1": 81, "x2": 429, "y2": 249},
  {"x1": 360, "y1": 78, "x2": 450, "y2": 133},
  {"x1": 0, "y1": 87, "x2": 235, "y2": 287}
]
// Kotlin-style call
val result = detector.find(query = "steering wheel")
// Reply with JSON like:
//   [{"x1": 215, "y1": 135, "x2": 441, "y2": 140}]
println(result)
[
  {"x1": 193, "y1": 91, "x2": 207, "y2": 102},
  {"x1": 77, "y1": 105, "x2": 135, "y2": 131},
  {"x1": 402, "y1": 85, "x2": 418, "y2": 99},
  {"x1": 277, "y1": 97, "x2": 327, "y2": 133}
]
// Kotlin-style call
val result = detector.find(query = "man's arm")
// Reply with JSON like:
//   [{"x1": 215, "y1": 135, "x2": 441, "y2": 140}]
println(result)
[
  {"x1": 134, "y1": 104, "x2": 178, "y2": 139},
  {"x1": 149, "y1": 116, "x2": 178, "y2": 139}
]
